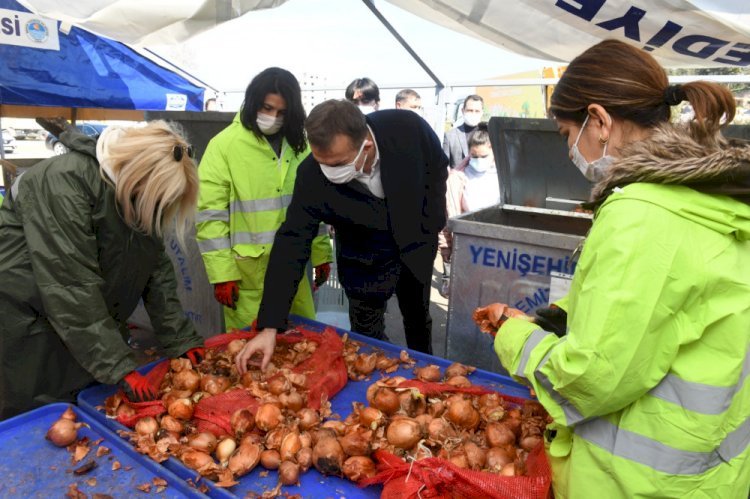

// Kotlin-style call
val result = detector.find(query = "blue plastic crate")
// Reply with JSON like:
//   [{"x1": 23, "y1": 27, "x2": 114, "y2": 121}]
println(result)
[
  {"x1": 78, "y1": 315, "x2": 532, "y2": 498},
  {"x1": 0, "y1": 403, "x2": 205, "y2": 498}
]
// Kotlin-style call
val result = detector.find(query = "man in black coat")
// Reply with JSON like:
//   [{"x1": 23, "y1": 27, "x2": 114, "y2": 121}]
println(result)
[{"x1": 235, "y1": 99, "x2": 448, "y2": 371}]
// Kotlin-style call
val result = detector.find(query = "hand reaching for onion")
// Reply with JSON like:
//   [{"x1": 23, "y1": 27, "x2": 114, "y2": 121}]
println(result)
[
  {"x1": 472, "y1": 303, "x2": 533, "y2": 337},
  {"x1": 235, "y1": 328, "x2": 278, "y2": 373}
]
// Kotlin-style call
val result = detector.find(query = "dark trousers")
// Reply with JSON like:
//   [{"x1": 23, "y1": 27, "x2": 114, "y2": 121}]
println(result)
[{"x1": 348, "y1": 264, "x2": 433, "y2": 354}]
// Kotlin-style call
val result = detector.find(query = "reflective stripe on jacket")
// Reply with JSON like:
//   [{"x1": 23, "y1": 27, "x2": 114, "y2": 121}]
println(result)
[
  {"x1": 196, "y1": 114, "x2": 332, "y2": 328},
  {"x1": 496, "y1": 183, "x2": 750, "y2": 498}
]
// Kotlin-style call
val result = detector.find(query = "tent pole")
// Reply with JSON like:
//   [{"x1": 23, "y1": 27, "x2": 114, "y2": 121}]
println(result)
[{"x1": 360, "y1": 0, "x2": 444, "y2": 91}]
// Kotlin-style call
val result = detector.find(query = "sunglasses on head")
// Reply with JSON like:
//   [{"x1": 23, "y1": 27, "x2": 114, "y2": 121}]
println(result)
[{"x1": 173, "y1": 144, "x2": 195, "y2": 161}]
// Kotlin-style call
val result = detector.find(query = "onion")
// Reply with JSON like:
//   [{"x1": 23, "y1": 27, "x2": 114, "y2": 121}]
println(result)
[
  {"x1": 342, "y1": 456, "x2": 377, "y2": 482},
  {"x1": 187, "y1": 432, "x2": 218, "y2": 454},
  {"x1": 215, "y1": 438, "x2": 237, "y2": 465},
  {"x1": 287, "y1": 373, "x2": 307, "y2": 388},
  {"x1": 414, "y1": 414, "x2": 433, "y2": 433},
  {"x1": 479, "y1": 393, "x2": 501, "y2": 409},
  {"x1": 486, "y1": 422, "x2": 516, "y2": 447},
  {"x1": 322, "y1": 420, "x2": 346, "y2": 436},
  {"x1": 170, "y1": 358, "x2": 192, "y2": 372},
  {"x1": 445, "y1": 362, "x2": 474, "y2": 379},
  {"x1": 241, "y1": 433, "x2": 263, "y2": 447},
  {"x1": 280, "y1": 431, "x2": 302, "y2": 461},
  {"x1": 464, "y1": 442, "x2": 486, "y2": 470},
  {"x1": 115, "y1": 404, "x2": 136, "y2": 419},
  {"x1": 365, "y1": 384, "x2": 379, "y2": 405},
  {"x1": 278, "y1": 461, "x2": 300, "y2": 485},
  {"x1": 279, "y1": 391, "x2": 304, "y2": 412},
  {"x1": 172, "y1": 369, "x2": 201, "y2": 393},
  {"x1": 445, "y1": 375, "x2": 472, "y2": 388},
  {"x1": 520, "y1": 434, "x2": 543, "y2": 452},
  {"x1": 226, "y1": 339, "x2": 246, "y2": 356},
  {"x1": 427, "y1": 399, "x2": 445, "y2": 417},
  {"x1": 354, "y1": 353, "x2": 377, "y2": 375},
  {"x1": 61, "y1": 406, "x2": 77, "y2": 421},
  {"x1": 167, "y1": 398, "x2": 194, "y2": 420},
  {"x1": 505, "y1": 409, "x2": 522, "y2": 436},
  {"x1": 255, "y1": 403, "x2": 283, "y2": 431},
  {"x1": 260, "y1": 449, "x2": 281, "y2": 470},
  {"x1": 228, "y1": 442, "x2": 261, "y2": 477},
  {"x1": 297, "y1": 408, "x2": 320, "y2": 431},
  {"x1": 449, "y1": 451, "x2": 469, "y2": 469},
  {"x1": 486, "y1": 446, "x2": 515, "y2": 471},
  {"x1": 339, "y1": 428, "x2": 371, "y2": 456},
  {"x1": 267, "y1": 375, "x2": 291, "y2": 396},
  {"x1": 386, "y1": 418, "x2": 421, "y2": 449},
  {"x1": 312, "y1": 436, "x2": 345, "y2": 476},
  {"x1": 359, "y1": 407, "x2": 384, "y2": 429},
  {"x1": 299, "y1": 431, "x2": 312, "y2": 449},
  {"x1": 160, "y1": 415, "x2": 184, "y2": 434},
  {"x1": 240, "y1": 371, "x2": 259, "y2": 389},
  {"x1": 500, "y1": 462, "x2": 517, "y2": 476},
  {"x1": 200, "y1": 374, "x2": 231, "y2": 395},
  {"x1": 264, "y1": 427, "x2": 286, "y2": 450},
  {"x1": 296, "y1": 447, "x2": 313, "y2": 472},
  {"x1": 371, "y1": 388, "x2": 400, "y2": 415},
  {"x1": 181, "y1": 449, "x2": 214, "y2": 472},
  {"x1": 46, "y1": 418, "x2": 84, "y2": 447},
  {"x1": 230, "y1": 409, "x2": 255, "y2": 437},
  {"x1": 414, "y1": 365, "x2": 441, "y2": 382},
  {"x1": 135, "y1": 417, "x2": 159, "y2": 437},
  {"x1": 427, "y1": 417, "x2": 455, "y2": 441},
  {"x1": 162, "y1": 389, "x2": 192, "y2": 407},
  {"x1": 446, "y1": 399, "x2": 480, "y2": 429}
]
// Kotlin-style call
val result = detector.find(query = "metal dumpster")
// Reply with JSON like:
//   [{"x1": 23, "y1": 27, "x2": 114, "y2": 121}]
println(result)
[{"x1": 445, "y1": 117, "x2": 593, "y2": 373}]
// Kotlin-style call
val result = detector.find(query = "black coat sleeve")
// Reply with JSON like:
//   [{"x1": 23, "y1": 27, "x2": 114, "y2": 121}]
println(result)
[
  {"x1": 420, "y1": 119, "x2": 449, "y2": 234},
  {"x1": 256, "y1": 159, "x2": 323, "y2": 331}
]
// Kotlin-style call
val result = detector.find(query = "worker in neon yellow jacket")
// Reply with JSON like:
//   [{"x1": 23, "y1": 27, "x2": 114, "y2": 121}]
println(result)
[
  {"x1": 493, "y1": 40, "x2": 750, "y2": 498},
  {"x1": 196, "y1": 68, "x2": 332, "y2": 330}
]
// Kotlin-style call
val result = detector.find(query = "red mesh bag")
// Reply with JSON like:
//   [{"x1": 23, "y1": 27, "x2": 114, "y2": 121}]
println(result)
[
  {"x1": 116, "y1": 360, "x2": 170, "y2": 427},
  {"x1": 193, "y1": 389, "x2": 260, "y2": 436},
  {"x1": 397, "y1": 379, "x2": 529, "y2": 407},
  {"x1": 361, "y1": 444, "x2": 552, "y2": 499}
]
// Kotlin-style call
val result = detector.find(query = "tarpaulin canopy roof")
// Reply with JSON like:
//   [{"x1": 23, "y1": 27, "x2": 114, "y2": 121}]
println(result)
[
  {"x1": 15, "y1": 0, "x2": 750, "y2": 69},
  {"x1": 0, "y1": 0, "x2": 205, "y2": 119}
]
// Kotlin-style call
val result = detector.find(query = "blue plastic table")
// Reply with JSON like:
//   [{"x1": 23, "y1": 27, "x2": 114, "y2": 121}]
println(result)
[
  {"x1": 0, "y1": 403, "x2": 204, "y2": 498},
  {"x1": 78, "y1": 315, "x2": 532, "y2": 498}
]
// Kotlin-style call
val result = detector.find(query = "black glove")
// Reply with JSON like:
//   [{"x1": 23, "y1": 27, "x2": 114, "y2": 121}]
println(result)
[{"x1": 534, "y1": 305, "x2": 568, "y2": 337}]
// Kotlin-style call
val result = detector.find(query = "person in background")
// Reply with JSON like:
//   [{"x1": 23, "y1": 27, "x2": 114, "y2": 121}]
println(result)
[
  {"x1": 345, "y1": 77, "x2": 380, "y2": 114},
  {"x1": 234, "y1": 99, "x2": 448, "y2": 372},
  {"x1": 0, "y1": 119, "x2": 205, "y2": 419},
  {"x1": 438, "y1": 122, "x2": 499, "y2": 297},
  {"x1": 196, "y1": 67, "x2": 332, "y2": 331},
  {"x1": 395, "y1": 88, "x2": 423, "y2": 114},
  {"x1": 493, "y1": 40, "x2": 750, "y2": 497},
  {"x1": 443, "y1": 94, "x2": 484, "y2": 169}
]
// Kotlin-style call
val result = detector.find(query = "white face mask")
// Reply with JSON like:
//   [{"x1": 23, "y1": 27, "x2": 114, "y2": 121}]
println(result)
[
  {"x1": 358, "y1": 105, "x2": 376, "y2": 115},
  {"x1": 463, "y1": 111, "x2": 481, "y2": 127},
  {"x1": 569, "y1": 114, "x2": 615, "y2": 182},
  {"x1": 257, "y1": 112, "x2": 283, "y2": 135},
  {"x1": 468, "y1": 156, "x2": 493, "y2": 173},
  {"x1": 319, "y1": 139, "x2": 368, "y2": 184}
]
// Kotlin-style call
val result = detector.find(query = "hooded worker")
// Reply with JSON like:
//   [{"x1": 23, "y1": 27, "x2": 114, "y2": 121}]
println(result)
[{"x1": 0, "y1": 119, "x2": 205, "y2": 419}]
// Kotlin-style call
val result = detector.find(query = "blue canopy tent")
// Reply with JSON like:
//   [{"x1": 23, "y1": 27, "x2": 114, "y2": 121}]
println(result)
[{"x1": 0, "y1": 0, "x2": 204, "y2": 122}]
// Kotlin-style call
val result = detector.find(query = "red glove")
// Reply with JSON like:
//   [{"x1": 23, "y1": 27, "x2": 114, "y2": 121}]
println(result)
[
  {"x1": 214, "y1": 281, "x2": 240, "y2": 309},
  {"x1": 119, "y1": 371, "x2": 158, "y2": 403},
  {"x1": 182, "y1": 347, "x2": 205, "y2": 366},
  {"x1": 313, "y1": 263, "x2": 331, "y2": 289}
]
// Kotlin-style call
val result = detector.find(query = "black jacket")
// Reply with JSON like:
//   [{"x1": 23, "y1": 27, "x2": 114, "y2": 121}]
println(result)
[{"x1": 257, "y1": 110, "x2": 448, "y2": 330}]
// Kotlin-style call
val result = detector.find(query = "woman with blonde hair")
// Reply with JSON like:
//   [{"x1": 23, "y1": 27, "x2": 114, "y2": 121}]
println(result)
[
  {"x1": 492, "y1": 40, "x2": 750, "y2": 497},
  {"x1": 0, "y1": 119, "x2": 205, "y2": 419}
]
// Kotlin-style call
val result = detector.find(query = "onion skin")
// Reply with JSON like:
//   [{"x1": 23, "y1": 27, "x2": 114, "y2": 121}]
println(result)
[
  {"x1": 228, "y1": 443, "x2": 261, "y2": 477},
  {"x1": 260, "y1": 449, "x2": 281, "y2": 470},
  {"x1": 46, "y1": 419, "x2": 83, "y2": 447},
  {"x1": 135, "y1": 417, "x2": 159, "y2": 438},
  {"x1": 61, "y1": 406, "x2": 77, "y2": 421},
  {"x1": 321, "y1": 420, "x2": 346, "y2": 436},
  {"x1": 255, "y1": 403, "x2": 283, "y2": 432},
  {"x1": 446, "y1": 399, "x2": 480, "y2": 430},
  {"x1": 278, "y1": 461, "x2": 300, "y2": 485},
  {"x1": 312, "y1": 436, "x2": 345, "y2": 476},
  {"x1": 230, "y1": 409, "x2": 255, "y2": 437},
  {"x1": 167, "y1": 398, "x2": 194, "y2": 420},
  {"x1": 386, "y1": 418, "x2": 422, "y2": 449},
  {"x1": 354, "y1": 353, "x2": 377, "y2": 375},
  {"x1": 342, "y1": 456, "x2": 377, "y2": 482}
]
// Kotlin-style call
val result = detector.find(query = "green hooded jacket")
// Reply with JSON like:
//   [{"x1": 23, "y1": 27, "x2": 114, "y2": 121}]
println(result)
[
  {"x1": 495, "y1": 124, "x2": 750, "y2": 498},
  {"x1": 0, "y1": 129, "x2": 203, "y2": 419}
]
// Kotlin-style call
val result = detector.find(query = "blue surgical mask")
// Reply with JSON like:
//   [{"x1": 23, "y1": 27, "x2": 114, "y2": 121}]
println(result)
[
  {"x1": 468, "y1": 156, "x2": 492, "y2": 173},
  {"x1": 569, "y1": 114, "x2": 615, "y2": 182}
]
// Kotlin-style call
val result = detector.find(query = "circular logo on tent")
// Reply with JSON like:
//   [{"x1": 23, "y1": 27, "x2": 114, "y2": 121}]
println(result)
[{"x1": 25, "y1": 19, "x2": 49, "y2": 43}]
